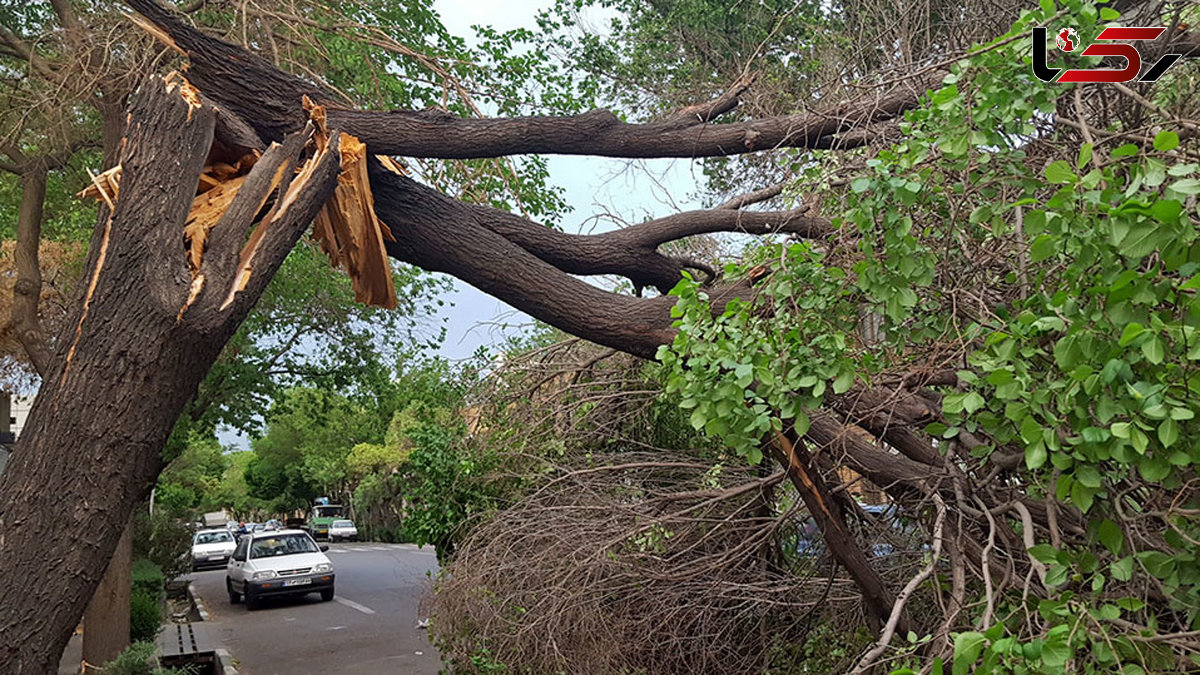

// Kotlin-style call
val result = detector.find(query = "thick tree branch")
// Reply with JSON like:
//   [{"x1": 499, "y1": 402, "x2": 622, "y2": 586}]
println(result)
[
  {"x1": 8, "y1": 164, "x2": 54, "y2": 376},
  {"x1": 457, "y1": 198, "x2": 830, "y2": 292},
  {"x1": 125, "y1": 0, "x2": 923, "y2": 159}
]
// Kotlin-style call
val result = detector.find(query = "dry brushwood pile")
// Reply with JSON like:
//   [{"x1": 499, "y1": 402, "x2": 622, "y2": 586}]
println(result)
[
  {"x1": 434, "y1": 453, "x2": 851, "y2": 674},
  {"x1": 435, "y1": 340, "x2": 931, "y2": 672}
]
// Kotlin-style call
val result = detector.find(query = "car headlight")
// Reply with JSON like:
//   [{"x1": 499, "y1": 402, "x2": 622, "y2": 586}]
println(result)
[
  {"x1": 252, "y1": 570, "x2": 278, "y2": 581},
  {"x1": 313, "y1": 563, "x2": 333, "y2": 573}
]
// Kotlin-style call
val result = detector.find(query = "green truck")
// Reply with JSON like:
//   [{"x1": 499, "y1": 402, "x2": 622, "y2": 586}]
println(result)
[{"x1": 307, "y1": 499, "x2": 345, "y2": 540}]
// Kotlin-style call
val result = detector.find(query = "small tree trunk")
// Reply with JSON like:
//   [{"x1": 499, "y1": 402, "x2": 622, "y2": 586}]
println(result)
[
  {"x1": 81, "y1": 522, "x2": 132, "y2": 672},
  {"x1": 771, "y1": 430, "x2": 900, "y2": 633}
]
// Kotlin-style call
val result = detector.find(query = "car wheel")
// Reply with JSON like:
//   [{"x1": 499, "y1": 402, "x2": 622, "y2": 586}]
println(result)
[
  {"x1": 320, "y1": 588, "x2": 334, "y2": 602},
  {"x1": 244, "y1": 587, "x2": 260, "y2": 610},
  {"x1": 226, "y1": 578, "x2": 241, "y2": 604}
]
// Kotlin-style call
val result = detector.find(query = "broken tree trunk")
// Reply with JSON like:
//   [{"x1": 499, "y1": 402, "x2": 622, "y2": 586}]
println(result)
[{"x1": 0, "y1": 75, "x2": 341, "y2": 672}]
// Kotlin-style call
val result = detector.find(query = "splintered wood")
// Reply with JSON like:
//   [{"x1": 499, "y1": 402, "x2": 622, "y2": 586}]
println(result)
[
  {"x1": 310, "y1": 133, "x2": 398, "y2": 310},
  {"x1": 78, "y1": 94, "x2": 399, "y2": 314}
]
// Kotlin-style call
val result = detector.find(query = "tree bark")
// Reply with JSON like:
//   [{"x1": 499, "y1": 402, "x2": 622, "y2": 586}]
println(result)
[
  {"x1": 0, "y1": 76, "x2": 340, "y2": 672},
  {"x1": 81, "y1": 521, "x2": 132, "y2": 672},
  {"x1": 124, "y1": 0, "x2": 923, "y2": 158},
  {"x1": 771, "y1": 429, "x2": 901, "y2": 633}
]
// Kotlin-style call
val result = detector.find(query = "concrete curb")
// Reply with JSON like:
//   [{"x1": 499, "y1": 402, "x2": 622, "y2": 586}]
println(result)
[
  {"x1": 216, "y1": 648, "x2": 238, "y2": 675},
  {"x1": 185, "y1": 583, "x2": 239, "y2": 674},
  {"x1": 187, "y1": 582, "x2": 212, "y2": 622}
]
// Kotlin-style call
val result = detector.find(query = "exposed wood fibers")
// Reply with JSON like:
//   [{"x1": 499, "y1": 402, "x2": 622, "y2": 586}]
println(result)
[
  {"x1": 309, "y1": 132, "x2": 398, "y2": 309},
  {"x1": 79, "y1": 84, "x2": 398, "y2": 322}
]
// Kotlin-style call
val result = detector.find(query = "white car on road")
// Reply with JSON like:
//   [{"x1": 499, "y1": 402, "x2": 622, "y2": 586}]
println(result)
[
  {"x1": 192, "y1": 529, "x2": 237, "y2": 571},
  {"x1": 226, "y1": 529, "x2": 335, "y2": 610},
  {"x1": 328, "y1": 519, "x2": 359, "y2": 542}
]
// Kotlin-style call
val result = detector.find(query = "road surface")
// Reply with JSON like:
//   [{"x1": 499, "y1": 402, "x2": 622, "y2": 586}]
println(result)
[{"x1": 187, "y1": 542, "x2": 441, "y2": 674}]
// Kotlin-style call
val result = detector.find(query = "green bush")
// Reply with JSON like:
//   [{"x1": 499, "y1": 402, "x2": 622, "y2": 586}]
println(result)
[
  {"x1": 132, "y1": 512, "x2": 192, "y2": 582},
  {"x1": 129, "y1": 590, "x2": 162, "y2": 643},
  {"x1": 131, "y1": 559, "x2": 165, "y2": 600}
]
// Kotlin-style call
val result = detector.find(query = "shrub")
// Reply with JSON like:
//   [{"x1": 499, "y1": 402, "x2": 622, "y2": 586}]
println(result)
[
  {"x1": 129, "y1": 590, "x2": 163, "y2": 643},
  {"x1": 131, "y1": 559, "x2": 165, "y2": 600},
  {"x1": 102, "y1": 641, "x2": 188, "y2": 675},
  {"x1": 132, "y1": 511, "x2": 192, "y2": 582}
]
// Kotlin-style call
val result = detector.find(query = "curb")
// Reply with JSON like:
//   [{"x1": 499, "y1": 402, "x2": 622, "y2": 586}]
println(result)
[
  {"x1": 216, "y1": 648, "x2": 238, "y2": 675},
  {"x1": 185, "y1": 583, "x2": 239, "y2": 674},
  {"x1": 187, "y1": 582, "x2": 212, "y2": 622}
]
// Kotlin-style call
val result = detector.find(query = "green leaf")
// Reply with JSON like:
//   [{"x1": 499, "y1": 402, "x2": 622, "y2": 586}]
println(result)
[
  {"x1": 832, "y1": 370, "x2": 855, "y2": 395},
  {"x1": 1097, "y1": 519, "x2": 1124, "y2": 555},
  {"x1": 1171, "y1": 178, "x2": 1200, "y2": 195},
  {"x1": 1154, "y1": 130, "x2": 1180, "y2": 152},
  {"x1": 1030, "y1": 234, "x2": 1059, "y2": 262},
  {"x1": 1137, "y1": 456, "x2": 1171, "y2": 482},
  {"x1": 1112, "y1": 143, "x2": 1140, "y2": 158},
  {"x1": 1100, "y1": 6, "x2": 1121, "y2": 20},
  {"x1": 1142, "y1": 337, "x2": 1165, "y2": 364},
  {"x1": 1075, "y1": 464, "x2": 1102, "y2": 488},
  {"x1": 1028, "y1": 543, "x2": 1059, "y2": 564},
  {"x1": 1110, "y1": 556, "x2": 1134, "y2": 581},
  {"x1": 953, "y1": 632, "x2": 987, "y2": 675},
  {"x1": 1041, "y1": 639, "x2": 1072, "y2": 668},
  {"x1": 963, "y1": 392, "x2": 986, "y2": 414},
  {"x1": 1158, "y1": 417, "x2": 1179, "y2": 448},
  {"x1": 1077, "y1": 143, "x2": 1093, "y2": 169},
  {"x1": 1044, "y1": 160, "x2": 1076, "y2": 184},
  {"x1": 1026, "y1": 440, "x2": 1048, "y2": 470},
  {"x1": 1044, "y1": 564, "x2": 1070, "y2": 587},
  {"x1": 1137, "y1": 550, "x2": 1175, "y2": 578},
  {"x1": 1118, "y1": 323, "x2": 1145, "y2": 346}
]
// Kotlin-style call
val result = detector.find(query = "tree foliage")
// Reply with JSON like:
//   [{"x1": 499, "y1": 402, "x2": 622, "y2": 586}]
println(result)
[{"x1": 662, "y1": 1, "x2": 1200, "y2": 671}]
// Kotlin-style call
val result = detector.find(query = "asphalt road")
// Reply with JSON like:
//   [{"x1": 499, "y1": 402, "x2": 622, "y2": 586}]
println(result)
[{"x1": 187, "y1": 542, "x2": 442, "y2": 674}]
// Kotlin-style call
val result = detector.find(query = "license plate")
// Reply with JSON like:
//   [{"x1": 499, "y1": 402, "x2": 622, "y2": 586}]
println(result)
[
  {"x1": 282, "y1": 578, "x2": 312, "y2": 587},
  {"x1": 208, "y1": 555, "x2": 225, "y2": 561}
]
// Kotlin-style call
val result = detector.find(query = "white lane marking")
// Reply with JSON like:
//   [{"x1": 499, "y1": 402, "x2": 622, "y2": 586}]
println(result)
[
  {"x1": 348, "y1": 547, "x2": 370, "y2": 552},
  {"x1": 334, "y1": 597, "x2": 376, "y2": 615},
  {"x1": 327, "y1": 550, "x2": 345, "y2": 554},
  {"x1": 327, "y1": 625, "x2": 346, "y2": 631}
]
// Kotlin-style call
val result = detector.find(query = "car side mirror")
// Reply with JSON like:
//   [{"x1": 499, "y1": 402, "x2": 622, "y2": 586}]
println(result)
[{"x1": 319, "y1": 544, "x2": 329, "y2": 552}]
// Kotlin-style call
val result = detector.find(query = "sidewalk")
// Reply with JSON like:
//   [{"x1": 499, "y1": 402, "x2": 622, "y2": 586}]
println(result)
[
  {"x1": 57, "y1": 632, "x2": 82, "y2": 674},
  {"x1": 55, "y1": 586, "x2": 237, "y2": 674}
]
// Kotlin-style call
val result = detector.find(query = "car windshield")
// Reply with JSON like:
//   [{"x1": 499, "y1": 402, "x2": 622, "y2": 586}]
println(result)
[
  {"x1": 195, "y1": 531, "x2": 233, "y2": 545},
  {"x1": 249, "y1": 534, "x2": 319, "y2": 559},
  {"x1": 332, "y1": 520, "x2": 354, "y2": 527},
  {"x1": 313, "y1": 505, "x2": 344, "y2": 519}
]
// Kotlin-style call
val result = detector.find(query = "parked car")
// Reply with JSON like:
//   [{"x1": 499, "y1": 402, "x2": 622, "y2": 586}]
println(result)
[
  {"x1": 192, "y1": 529, "x2": 237, "y2": 571},
  {"x1": 328, "y1": 519, "x2": 358, "y2": 542},
  {"x1": 226, "y1": 529, "x2": 334, "y2": 610}
]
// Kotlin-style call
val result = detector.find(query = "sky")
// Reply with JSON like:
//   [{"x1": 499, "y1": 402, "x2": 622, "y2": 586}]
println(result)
[{"x1": 427, "y1": 0, "x2": 705, "y2": 361}]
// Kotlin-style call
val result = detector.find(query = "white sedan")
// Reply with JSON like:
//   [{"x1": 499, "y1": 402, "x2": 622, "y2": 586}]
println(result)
[
  {"x1": 191, "y1": 529, "x2": 237, "y2": 571},
  {"x1": 328, "y1": 519, "x2": 359, "y2": 542},
  {"x1": 225, "y1": 529, "x2": 335, "y2": 610}
]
